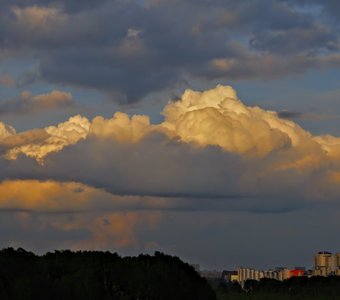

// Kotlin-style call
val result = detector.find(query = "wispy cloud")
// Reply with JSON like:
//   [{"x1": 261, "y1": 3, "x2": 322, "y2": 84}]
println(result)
[{"x1": 0, "y1": 90, "x2": 75, "y2": 116}]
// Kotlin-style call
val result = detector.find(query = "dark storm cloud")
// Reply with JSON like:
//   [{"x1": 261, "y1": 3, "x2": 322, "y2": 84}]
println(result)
[
  {"x1": 1, "y1": 134, "x2": 241, "y2": 198},
  {"x1": 0, "y1": 132, "x2": 313, "y2": 214},
  {"x1": 0, "y1": 0, "x2": 339, "y2": 102}
]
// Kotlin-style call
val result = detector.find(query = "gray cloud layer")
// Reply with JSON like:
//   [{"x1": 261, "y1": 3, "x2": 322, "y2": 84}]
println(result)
[
  {"x1": 0, "y1": 0, "x2": 339, "y2": 102},
  {"x1": 0, "y1": 131, "x2": 325, "y2": 214}
]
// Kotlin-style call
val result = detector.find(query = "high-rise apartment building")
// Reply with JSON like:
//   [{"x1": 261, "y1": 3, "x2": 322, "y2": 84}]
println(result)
[
  {"x1": 335, "y1": 253, "x2": 340, "y2": 276},
  {"x1": 314, "y1": 251, "x2": 334, "y2": 276},
  {"x1": 336, "y1": 253, "x2": 340, "y2": 268}
]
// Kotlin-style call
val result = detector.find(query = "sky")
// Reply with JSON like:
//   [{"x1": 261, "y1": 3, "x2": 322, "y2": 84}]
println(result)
[{"x1": 1, "y1": 0, "x2": 340, "y2": 271}]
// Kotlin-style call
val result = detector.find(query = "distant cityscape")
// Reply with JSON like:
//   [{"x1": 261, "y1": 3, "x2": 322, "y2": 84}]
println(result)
[{"x1": 196, "y1": 251, "x2": 340, "y2": 283}]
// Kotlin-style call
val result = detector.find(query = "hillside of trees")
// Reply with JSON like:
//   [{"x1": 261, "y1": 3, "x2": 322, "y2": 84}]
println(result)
[
  {"x1": 216, "y1": 276, "x2": 340, "y2": 300},
  {"x1": 0, "y1": 248, "x2": 216, "y2": 300}
]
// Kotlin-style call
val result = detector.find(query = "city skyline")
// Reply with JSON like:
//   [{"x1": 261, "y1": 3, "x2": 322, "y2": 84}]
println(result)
[
  {"x1": 1, "y1": 0, "x2": 340, "y2": 270},
  {"x1": 197, "y1": 251, "x2": 340, "y2": 273},
  {"x1": 216, "y1": 251, "x2": 340, "y2": 284}
]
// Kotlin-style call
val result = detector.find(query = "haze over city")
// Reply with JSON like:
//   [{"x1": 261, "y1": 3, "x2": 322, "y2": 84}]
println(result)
[{"x1": 1, "y1": 0, "x2": 340, "y2": 270}]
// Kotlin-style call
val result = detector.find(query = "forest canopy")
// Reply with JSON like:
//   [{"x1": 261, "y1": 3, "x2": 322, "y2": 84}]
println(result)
[{"x1": 0, "y1": 248, "x2": 215, "y2": 300}]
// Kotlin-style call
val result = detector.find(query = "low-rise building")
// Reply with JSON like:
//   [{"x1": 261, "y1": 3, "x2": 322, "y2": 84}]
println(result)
[
  {"x1": 222, "y1": 270, "x2": 238, "y2": 282},
  {"x1": 290, "y1": 269, "x2": 304, "y2": 277}
]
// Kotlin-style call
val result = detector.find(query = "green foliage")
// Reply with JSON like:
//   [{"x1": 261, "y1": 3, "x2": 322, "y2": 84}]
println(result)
[{"x1": 0, "y1": 248, "x2": 215, "y2": 300}]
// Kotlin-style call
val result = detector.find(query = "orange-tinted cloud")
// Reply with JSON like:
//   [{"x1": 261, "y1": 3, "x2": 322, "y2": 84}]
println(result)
[
  {"x1": 0, "y1": 90, "x2": 75, "y2": 116},
  {"x1": 0, "y1": 121, "x2": 16, "y2": 140},
  {"x1": 0, "y1": 179, "x2": 161, "y2": 250},
  {"x1": 0, "y1": 74, "x2": 15, "y2": 87},
  {"x1": 0, "y1": 180, "x2": 102, "y2": 212},
  {"x1": 11, "y1": 5, "x2": 67, "y2": 30},
  {"x1": 90, "y1": 112, "x2": 152, "y2": 143},
  {"x1": 55, "y1": 212, "x2": 160, "y2": 249},
  {"x1": 1, "y1": 129, "x2": 49, "y2": 148}
]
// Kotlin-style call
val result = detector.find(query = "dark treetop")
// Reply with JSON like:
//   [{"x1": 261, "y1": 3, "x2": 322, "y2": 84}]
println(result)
[{"x1": 0, "y1": 248, "x2": 215, "y2": 300}]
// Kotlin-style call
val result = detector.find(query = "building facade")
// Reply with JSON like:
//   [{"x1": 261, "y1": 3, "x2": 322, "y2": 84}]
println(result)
[{"x1": 313, "y1": 251, "x2": 335, "y2": 276}]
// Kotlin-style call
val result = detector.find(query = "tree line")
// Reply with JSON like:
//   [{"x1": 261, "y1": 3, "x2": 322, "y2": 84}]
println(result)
[{"x1": 0, "y1": 248, "x2": 215, "y2": 300}]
